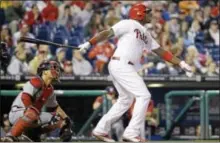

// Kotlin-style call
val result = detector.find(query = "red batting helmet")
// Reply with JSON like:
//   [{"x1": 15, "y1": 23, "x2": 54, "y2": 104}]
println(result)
[{"x1": 129, "y1": 3, "x2": 151, "y2": 21}]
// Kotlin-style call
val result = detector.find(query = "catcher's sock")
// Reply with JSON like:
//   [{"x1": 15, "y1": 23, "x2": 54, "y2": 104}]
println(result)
[{"x1": 9, "y1": 117, "x2": 32, "y2": 137}]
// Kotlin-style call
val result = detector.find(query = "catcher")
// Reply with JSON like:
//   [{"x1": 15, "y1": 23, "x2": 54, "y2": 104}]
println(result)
[{"x1": 1, "y1": 60, "x2": 73, "y2": 142}]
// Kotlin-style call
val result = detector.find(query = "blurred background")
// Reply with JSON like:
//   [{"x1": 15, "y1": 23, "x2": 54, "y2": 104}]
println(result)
[{"x1": 0, "y1": 0, "x2": 219, "y2": 142}]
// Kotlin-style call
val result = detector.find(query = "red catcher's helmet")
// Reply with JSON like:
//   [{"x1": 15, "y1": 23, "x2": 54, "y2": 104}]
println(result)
[
  {"x1": 129, "y1": 3, "x2": 151, "y2": 21},
  {"x1": 37, "y1": 60, "x2": 62, "y2": 81}
]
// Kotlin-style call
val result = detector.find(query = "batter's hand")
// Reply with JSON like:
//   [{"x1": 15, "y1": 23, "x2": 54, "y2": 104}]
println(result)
[
  {"x1": 179, "y1": 61, "x2": 192, "y2": 72},
  {"x1": 78, "y1": 42, "x2": 91, "y2": 54}
]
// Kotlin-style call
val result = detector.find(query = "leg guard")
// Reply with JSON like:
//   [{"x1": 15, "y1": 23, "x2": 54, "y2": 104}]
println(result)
[{"x1": 9, "y1": 107, "x2": 39, "y2": 137}]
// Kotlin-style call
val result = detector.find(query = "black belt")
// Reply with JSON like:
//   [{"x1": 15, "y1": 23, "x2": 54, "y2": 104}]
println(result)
[
  {"x1": 111, "y1": 57, "x2": 134, "y2": 65},
  {"x1": 11, "y1": 105, "x2": 24, "y2": 109}
]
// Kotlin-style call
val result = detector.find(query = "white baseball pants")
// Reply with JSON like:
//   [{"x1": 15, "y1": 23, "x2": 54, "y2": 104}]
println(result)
[{"x1": 94, "y1": 59, "x2": 151, "y2": 138}]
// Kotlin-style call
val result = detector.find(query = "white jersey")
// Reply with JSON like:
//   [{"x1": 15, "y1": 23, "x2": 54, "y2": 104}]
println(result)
[{"x1": 111, "y1": 19, "x2": 160, "y2": 65}]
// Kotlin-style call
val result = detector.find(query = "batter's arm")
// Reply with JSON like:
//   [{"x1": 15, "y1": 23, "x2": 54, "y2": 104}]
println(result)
[
  {"x1": 78, "y1": 29, "x2": 115, "y2": 53},
  {"x1": 152, "y1": 47, "x2": 192, "y2": 72},
  {"x1": 152, "y1": 48, "x2": 181, "y2": 65},
  {"x1": 88, "y1": 28, "x2": 115, "y2": 45}
]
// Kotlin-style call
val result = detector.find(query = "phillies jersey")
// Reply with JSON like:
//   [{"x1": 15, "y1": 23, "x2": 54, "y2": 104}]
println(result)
[
  {"x1": 10, "y1": 76, "x2": 58, "y2": 112},
  {"x1": 111, "y1": 19, "x2": 160, "y2": 65}
]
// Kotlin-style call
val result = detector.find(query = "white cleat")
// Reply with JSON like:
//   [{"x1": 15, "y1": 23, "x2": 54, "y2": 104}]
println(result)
[
  {"x1": 122, "y1": 136, "x2": 147, "y2": 142},
  {"x1": 92, "y1": 131, "x2": 115, "y2": 142}
]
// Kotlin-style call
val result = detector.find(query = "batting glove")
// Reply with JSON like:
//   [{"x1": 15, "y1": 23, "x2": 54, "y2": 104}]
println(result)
[
  {"x1": 179, "y1": 61, "x2": 192, "y2": 72},
  {"x1": 78, "y1": 42, "x2": 91, "y2": 54},
  {"x1": 179, "y1": 61, "x2": 194, "y2": 77}
]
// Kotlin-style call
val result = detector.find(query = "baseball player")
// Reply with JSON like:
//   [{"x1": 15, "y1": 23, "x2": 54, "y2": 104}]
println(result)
[
  {"x1": 1, "y1": 60, "x2": 73, "y2": 142},
  {"x1": 78, "y1": 3, "x2": 192, "y2": 142}
]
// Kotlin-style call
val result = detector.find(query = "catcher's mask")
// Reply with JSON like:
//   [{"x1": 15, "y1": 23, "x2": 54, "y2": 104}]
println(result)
[{"x1": 37, "y1": 60, "x2": 62, "y2": 81}]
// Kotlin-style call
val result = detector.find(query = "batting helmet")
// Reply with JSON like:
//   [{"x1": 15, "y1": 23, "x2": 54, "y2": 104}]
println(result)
[
  {"x1": 37, "y1": 60, "x2": 61, "y2": 80},
  {"x1": 129, "y1": 3, "x2": 151, "y2": 21}
]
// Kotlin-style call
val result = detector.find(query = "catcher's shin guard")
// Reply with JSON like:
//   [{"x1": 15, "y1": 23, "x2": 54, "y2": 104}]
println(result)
[
  {"x1": 59, "y1": 117, "x2": 74, "y2": 141},
  {"x1": 9, "y1": 107, "x2": 39, "y2": 137}
]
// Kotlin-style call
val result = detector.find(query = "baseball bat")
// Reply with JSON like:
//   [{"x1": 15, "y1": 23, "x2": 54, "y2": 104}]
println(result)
[{"x1": 19, "y1": 37, "x2": 79, "y2": 49}]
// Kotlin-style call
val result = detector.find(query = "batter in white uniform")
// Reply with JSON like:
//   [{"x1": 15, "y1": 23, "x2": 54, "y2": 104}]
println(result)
[{"x1": 78, "y1": 3, "x2": 192, "y2": 142}]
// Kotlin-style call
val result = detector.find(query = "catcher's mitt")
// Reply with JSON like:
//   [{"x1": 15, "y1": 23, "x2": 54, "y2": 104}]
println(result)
[{"x1": 59, "y1": 117, "x2": 73, "y2": 142}]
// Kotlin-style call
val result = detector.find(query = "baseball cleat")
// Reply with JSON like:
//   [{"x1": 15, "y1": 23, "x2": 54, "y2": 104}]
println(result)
[
  {"x1": 122, "y1": 136, "x2": 146, "y2": 142},
  {"x1": 92, "y1": 131, "x2": 115, "y2": 142}
]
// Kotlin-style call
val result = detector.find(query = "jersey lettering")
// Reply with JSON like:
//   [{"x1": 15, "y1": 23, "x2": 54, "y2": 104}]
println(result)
[{"x1": 134, "y1": 29, "x2": 148, "y2": 44}]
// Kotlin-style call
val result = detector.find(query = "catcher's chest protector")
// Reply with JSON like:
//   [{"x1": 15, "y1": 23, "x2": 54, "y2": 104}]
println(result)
[{"x1": 33, "y1": 86, "x2": 54, "y2": 110}]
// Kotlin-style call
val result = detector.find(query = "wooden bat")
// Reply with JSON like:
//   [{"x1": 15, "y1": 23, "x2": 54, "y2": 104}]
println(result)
[{"x1": 19, "y1": 37, "x2": 79, "y2": 49}]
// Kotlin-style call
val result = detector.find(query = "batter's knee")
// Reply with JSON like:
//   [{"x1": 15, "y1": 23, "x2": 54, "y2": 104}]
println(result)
[
  {"x1": 117, "y1": 96, "x2": 134, "y2": 108},
  {"x1": 136, "y1": 93, "x2": 151, "y2": 100}
]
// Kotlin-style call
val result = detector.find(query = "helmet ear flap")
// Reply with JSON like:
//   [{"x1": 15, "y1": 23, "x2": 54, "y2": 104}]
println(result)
[{"x1": 129, "y1": 3, "x2": 148, "y2": 21}]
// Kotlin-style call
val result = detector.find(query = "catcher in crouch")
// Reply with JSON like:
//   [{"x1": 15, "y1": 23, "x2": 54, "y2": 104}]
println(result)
[{"x1": 1, "y1": 60, "x2": 73, "y2": 142}]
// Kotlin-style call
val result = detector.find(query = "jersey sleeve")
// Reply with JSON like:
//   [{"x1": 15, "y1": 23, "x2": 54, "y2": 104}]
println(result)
[
  {"x1": 45, "y1": 92, "x2": 58, "y2": 108},
  {"x1": 151, "y1": 38, "x2": 160, "y2": 50},
  {"x1": 22, "y1": 81, "x2": 39, "y2": 97},
  {"x1": 111, "y1": 20, "x2": 131, "y2": 37}
]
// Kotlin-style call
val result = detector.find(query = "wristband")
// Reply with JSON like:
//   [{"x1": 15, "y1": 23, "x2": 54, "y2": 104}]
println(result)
[
  {"x1": 89, "y1": 37, "x2": 97, "y2": 45},
  {"x1": 162, "y1": 51, "x2": 173, "y2": 62}
]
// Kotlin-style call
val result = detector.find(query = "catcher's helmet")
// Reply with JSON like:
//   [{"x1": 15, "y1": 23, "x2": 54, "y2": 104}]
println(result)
[
  {"x1": 37, "y1": 60, "x2": 61, "y2": 80},
  {"x1": 129, "y1": 3, "x2": 151, "y2": 21}
]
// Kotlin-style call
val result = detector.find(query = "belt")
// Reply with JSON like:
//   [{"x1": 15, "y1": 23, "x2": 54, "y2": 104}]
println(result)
[
  {"x1": 11, "y1": 105, "x2": 25, "y2": 112},
  {"x1": 111, "y1": 56, "x2": 134, "y2": 65}
]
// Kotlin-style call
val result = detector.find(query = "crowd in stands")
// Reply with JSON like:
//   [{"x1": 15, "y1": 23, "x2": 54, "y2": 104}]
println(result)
[{"x1": 0, "y1": 0, "x2": 219, "y2": 77}]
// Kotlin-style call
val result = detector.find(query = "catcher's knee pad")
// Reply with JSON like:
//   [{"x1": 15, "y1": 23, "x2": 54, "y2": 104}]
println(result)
[
  {"x1": 23, "y1": 106, "x2": 40, "y2": 123},
  {"x1": 9, "y1": 107, "x2": 40, "y2": 137}
]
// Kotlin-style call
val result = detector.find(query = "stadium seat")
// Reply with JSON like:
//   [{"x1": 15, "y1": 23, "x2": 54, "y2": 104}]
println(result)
[
  {"x1": 0, "y1": 8, "x2": 5, "y2": 26},
  {"x1": 35, "y1": 24, "x2": 50, "y2": 40},
  {"x1": 55, "y1": 25, "x2": 70, "y2": 37},
  {"x1": 49, "y1": 32, "x2": 65, "y2": 55},
  {"x1": 68, "y1": 36, "x2": 81, "y2": 46},
  {"x1": 65, "y1": 37, "x2": 81, "y2": 60},
  {"x1": 211, "y1": 46, "x2": 220, "y2": 62},
  {"x1": 74, "y1": 26, "x2": 84, "y2": 32},
  {"x1": 195, "y1": 42, "x2": 206, "y2": 54}
]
